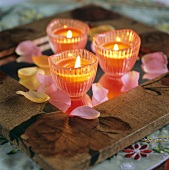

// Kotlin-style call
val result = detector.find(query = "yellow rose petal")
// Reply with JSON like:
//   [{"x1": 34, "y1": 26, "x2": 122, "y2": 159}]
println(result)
[
  {"x1": 32, "y1": 55, "x2": 49, "y2": 68},
  {"x1": 16, "y1": 90, "x2": 50, "y2": 103},
  {"x1": 18, "y1": 66, "x2": 38, "y2": 79},
  {"x1": 19, "y1": 75, "x2": 40, "y2": 90},
  {"x1": 89, "y1": 25, "x2": 115, "y2": 40}
]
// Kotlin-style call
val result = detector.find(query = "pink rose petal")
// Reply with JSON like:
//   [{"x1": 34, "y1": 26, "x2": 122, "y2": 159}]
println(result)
[
  {"x1": 16, "y1": 55, "x2": 34, "y2": 63},
  {"x1": 36, "y1": 73, "x2": 54, "y2": 86},
  {"x1": 15, "y1": 40, "x2": 42, "y2": 63},
  {"x1": 69, "y1": 106, "x2": 100, "y2": 119},
  {"x1": 141, "y1": 52, "x2": 168, "y2": 65},
  {"x1": 92, "y1": 95, "x2": 108, "y2": 106},
  {"x1": 142, "y1": 60, "x2": 168, "y2": 74},
  {"x1": 121, "y1": 71, "x2": 140, "y2": 92},
  {"x1": 92, "y1": 83, "x2": 108, "y2": 101},
  {"x1": 15, "y1": 40, "x2": 41, "y2": 56},
  {"x1": 48, "y1": 90, "x2": 71, "y2": 112},
  {"x1": 142, "y1": 73, "x2": 162, "y2": 80},
  {"x1": 92, "y1": 83, "x2": 108, "y2": 106},
  {"x1": 45, "y1": 83, "x2": 58, "y2": 95},
  {"x1": 49, "y1": 100, "x2": 70, "y2": 112}
]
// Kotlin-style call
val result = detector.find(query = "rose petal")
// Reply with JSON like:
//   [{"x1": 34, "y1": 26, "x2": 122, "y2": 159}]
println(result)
[
  {"x1": 89, "y1": 24, "x2": 115, "y2": 41},
  {"x1": 16, "y1": 90, "x2": 50, "y2": 103},
  {"x1": 36, "y1": 73, "x2": 54, "y2": 86},
  {"x1": 49, "y1": 100, "x2": 70, "y2": 112},
  {"x1": 19, "y1": 75, "x2": 40, "y2": 90},
  {"x1": 32, "y1": 55, "x2": 49, "y2": 68},
  {"x1": 92, "y1": 95, "x2": 108, "y2": 106},
  {"x1": 141, "y1": 52, "x2": 168, "y2": 65},
  {"x1": 142, "y1": 73, "x2": 162, "y2": 80},
  {"x1": 121, "y1": 71, "x2": 140, "y2": 92},
  {"x1": 15, "y1": 40, "x2": 41, "y2": 56},
  {"x1": 49, "y1": 90, "x2": 70, "y2": 112},
  {"x1": 142, "y1": 60, "x2": 168, "y2": 74},
  {"x1": 18, "y1": 66, "x2": 38, "y2": 79},
  {"x1": 69, "y1": 106, "x2": 100, "y2": 119},
  {"x1": 38, "y1": 83, "x2": 57, "y2": 95},
  {"x1": 16, "y1": 55, "x2": 34, "y2": 63},
  {"x1": 92, "y1": 83, "x2": 108, "y2": 101}
]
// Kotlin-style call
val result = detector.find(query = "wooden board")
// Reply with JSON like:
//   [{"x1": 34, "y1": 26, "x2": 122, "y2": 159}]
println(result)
[
  {"x1": 0, "y1": 71, "x2": 169, "y2": 170},
  {"x1": 0, "y1": 4, "x2": 169, "y2": 170}
]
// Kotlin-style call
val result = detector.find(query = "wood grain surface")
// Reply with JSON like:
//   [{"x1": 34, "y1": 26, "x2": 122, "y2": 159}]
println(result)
[{"x1": 0, "y1": 4, "x2": 169, "y2": 170}]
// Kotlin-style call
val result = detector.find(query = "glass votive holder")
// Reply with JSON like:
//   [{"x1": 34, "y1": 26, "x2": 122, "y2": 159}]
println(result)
[
  {"x1": 48, "y1": 49, "x2": 98, "y2": 98},
  {"x1": 93, "y1": 29, "x2": 141, "y2": 77},
  {"x1": 46, "y1": 18, "x2": 90, "y2": 53}
]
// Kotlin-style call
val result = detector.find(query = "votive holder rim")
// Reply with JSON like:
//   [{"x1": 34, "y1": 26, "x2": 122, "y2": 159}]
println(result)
[
  {"x1": 48, "y1": 49, "x2": 98, "y2": 70},
  {"x1": 93, "y1": 29, "x2": 141, "y2": 52},
  {"x1": 46, "y1": 18, "x2": 90, "y2": 39}
]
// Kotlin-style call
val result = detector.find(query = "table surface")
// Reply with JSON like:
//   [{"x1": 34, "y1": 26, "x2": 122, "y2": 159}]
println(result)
[{"x1": 0, "y1": 4, "x2": 169, "y2": 170}]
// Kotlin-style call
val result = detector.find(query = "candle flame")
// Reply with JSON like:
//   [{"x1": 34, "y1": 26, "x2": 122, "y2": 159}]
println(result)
[
  {"x1": 116, "y1": 37, "x2": 121, "y2": 42},
  {"x1": 113, "y1": 44, "x2": 118, "y2": 50},
  {"x1": 67, "y1": 30, "x2": 72, "y2": 38},
  {"x1": 74, "y1": 56, "x2": 81, "y2": 68}
]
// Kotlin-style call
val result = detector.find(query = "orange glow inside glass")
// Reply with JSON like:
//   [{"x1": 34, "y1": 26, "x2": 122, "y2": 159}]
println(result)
[
  {"x1": 47, "y1": 19, "x2": 89, "y2": 53},
  {"x1": 94, "y1": 29, "x2": 141, "y2": 77},
  {"x1": 48, "y1": 50, "x2": 98, "y2": 98},
  {"x1": 103, "y1": 42, "x2": 130, "y2": 52},
  {"x1": 53, "y1": 27, "x2": 82, "y2": 37}
]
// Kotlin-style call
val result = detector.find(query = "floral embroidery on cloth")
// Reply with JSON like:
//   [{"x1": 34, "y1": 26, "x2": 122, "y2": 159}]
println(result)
[{"x1": 123, "y1": 143, "x2": 153, "y2": 160}]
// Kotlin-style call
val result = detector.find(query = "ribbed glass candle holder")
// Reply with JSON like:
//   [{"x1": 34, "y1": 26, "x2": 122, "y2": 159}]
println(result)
[
  {"x1": 46, "y1": 18, "x2": 89, "y2": 53},
  {"x1": 93, "y1": 29, "x2": 141, "y2": 77},
  {"x1": 48, "y1": 49, "x2": 98, "y2": 98}
]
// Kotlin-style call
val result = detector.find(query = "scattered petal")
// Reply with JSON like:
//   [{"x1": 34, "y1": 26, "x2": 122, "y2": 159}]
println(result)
[
  {"x1": 18, "y1": 67, "x2": 44, "y2": 90},
  {"x1": 92, "y1": 83, "x2": 108, "y2": 101},
  {"x1": 19, "y1": 75, "x2": 40, "y2": 90},
  {"x1": 141, "y1": 52, "x2": 168, "y2": 80},
  {"x1": 89, "y1": 25, "x2": 115, "y2": 41},
  {"x1": 18, "y1": 66, "x2": 38, "y2": 79},
  {"x1": 69, "y1": 106, "x2": 100, "y2": 119},
  {"x1": 143, "y1": 73, "x2": 162, "y2": 80},
  {"x1": 15, "y1": 40, "x2": 42, "y2": 63},
  {"x1": 16, "y1": 55, "x2": 34, "y2": 63},
  {"x1": 141, "y1": 52, "x2": 168, "y2": 65},
  {"x1": 142, "y1": 60, "x2": 168, "y2": 74},
  {"x1": 15, "y1": 40, "x2": 41, "y2": 56},
  {"x1": 38, "y1": 83, "x2": 57, "y2": 95},
  {"x1": 92, "y1": 83, "x2": 108, "y2": 106},
  {"x1": 48, "y1": 90, "x2": 71, "y2": 112},
  {"x1": 16, "y1": 90, "x2": 50, "y2": 103},
  {"x1": 121, "y1": 71, "x2": 140, "y2": 92},
  {"x1": 92, "y1": 95, "x2": 108, "y2": 106},
  {"x1": 32, "y1": 55, "x2": 49, "y2": 68},
  {"x1": 36, "y1": 73, "x2": 54, "y2": 86}
]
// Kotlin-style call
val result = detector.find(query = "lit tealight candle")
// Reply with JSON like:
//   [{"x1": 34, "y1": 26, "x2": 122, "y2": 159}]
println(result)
[
  {"x1": 46, "y1": 19, "x2": 90, "y2": 53},
  {"x1": 93, "y1": 29, "x2": 141, "y2": 77},
  {"x1": 48, "y1": 49, "x2": 98, "y2": 98}
]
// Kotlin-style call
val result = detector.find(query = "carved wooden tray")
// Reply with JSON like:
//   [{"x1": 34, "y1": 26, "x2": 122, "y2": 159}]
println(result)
[{"x1": 0, "y1": 5, "x2": 169, "y2": 170}]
